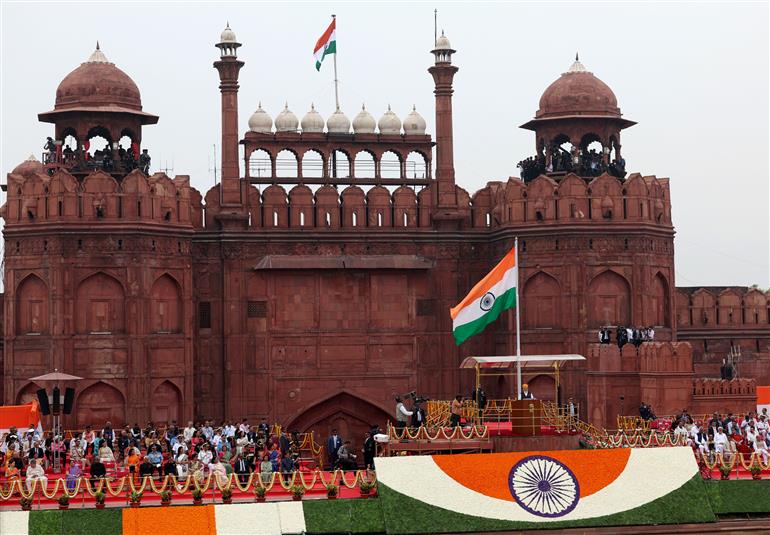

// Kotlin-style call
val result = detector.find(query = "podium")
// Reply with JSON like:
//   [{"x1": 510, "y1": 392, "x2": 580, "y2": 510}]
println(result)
[{"x1": 510, "y1": 399, "x2": 543, "y2": 436}]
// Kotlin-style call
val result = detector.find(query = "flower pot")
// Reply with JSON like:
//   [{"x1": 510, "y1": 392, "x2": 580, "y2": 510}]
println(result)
[
  {"x1": 21, "y1": 505, "x2": 32, "y2": 511},
  {"x1": 327, "y1": 495, "x2": 337, "y2": 500},
  {"x1": 256, "y1": 496, "x2": 266, "y2": 503},
  {"x1": 292, "y1": 495, "x2": 303, "y2": 501},
  {"x1": 161, "y1": 501, "x2": 171, "y2": 507},
  {"x1": 193, "y1": 498, "x2": 203, "y2": 506},
  {"x1": 752, "y1": 473, "x2": 762, "y2": 480},
  {"x1": 720, "y1": 473, "x2": 730, "y2": 480},
  {"x1": 130, "y1": 502, "x2": 140, "y2": 508},
  {"x1": 223, "y1": 498, "x2": 232, "y2": 504},
  {"x1": 58, "y1": 505, "x2": 69, "y2": 510},
  {"x1": 359, "y1": 491, "x2": 370, "y2": 498},
  {"x1": 95, "y1": 503, "x2": 106, "y2": 510}
]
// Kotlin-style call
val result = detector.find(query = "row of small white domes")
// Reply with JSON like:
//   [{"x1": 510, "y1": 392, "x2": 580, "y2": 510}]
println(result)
[{"x1": 248, "y1": 104, "x2": 427, "y2": 135}]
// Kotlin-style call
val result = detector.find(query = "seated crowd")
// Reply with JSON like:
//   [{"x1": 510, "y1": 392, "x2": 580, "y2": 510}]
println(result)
[
  {"x1": 0, "y1": 418, "x2": 360, "y2": 492},
  {"x1": 668, "y1": 408, "x2": 770, "y2": 462}
]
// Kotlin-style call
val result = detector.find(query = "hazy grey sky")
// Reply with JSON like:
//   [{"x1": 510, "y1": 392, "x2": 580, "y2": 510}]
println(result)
[{"x1": 1, "y1": 1, "x2": 768, "y2": 288}]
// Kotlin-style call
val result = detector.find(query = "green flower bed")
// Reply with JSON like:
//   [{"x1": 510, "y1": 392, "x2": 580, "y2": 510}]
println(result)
[
  {"x1": 304, "y1": 498, "x2": 385, "y2": 534},
  {"x1": 377, "y1": 475, "x2": 715, "y2": 534},
  {"x1": 29, "y1": 509, "x2": 122, "y2": 535},
  {"x1": 704, "y1": 480, "x2": 770, "y2": 515}
]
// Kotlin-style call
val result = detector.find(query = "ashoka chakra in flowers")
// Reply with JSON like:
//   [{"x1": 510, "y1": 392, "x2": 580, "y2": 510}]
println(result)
[{"x1": 508, "y1": 455, "x2": 580, "y2": 518}]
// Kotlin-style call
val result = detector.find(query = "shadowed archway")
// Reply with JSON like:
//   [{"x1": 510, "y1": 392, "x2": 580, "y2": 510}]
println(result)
[{"x1": 284, "y1": 392, "x2": 391, "y2": 467}]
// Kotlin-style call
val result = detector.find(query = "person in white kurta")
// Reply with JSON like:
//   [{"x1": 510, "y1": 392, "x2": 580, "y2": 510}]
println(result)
[
  {"x1": 26, "y1": 459, "x2": 48, "y2": 492},
  {"x1": 713, "y1": 428, "x2": 729, "y2": 455}
]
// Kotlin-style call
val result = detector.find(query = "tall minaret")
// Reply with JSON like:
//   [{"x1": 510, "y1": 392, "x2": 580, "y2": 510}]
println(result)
[
  {"x1": 428, "y1": 31, "x2": 460, "y2": 217},
  {"x1": 213, "y1": 23, "x2": 245, "y2": 207}
]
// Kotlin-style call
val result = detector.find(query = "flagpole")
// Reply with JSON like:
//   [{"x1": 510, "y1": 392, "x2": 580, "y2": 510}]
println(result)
[
  {"x1": 514, "y1": 237, "x2": 522, "y2": 400},
  {"x1": 332, "y1": 14, "x2": 340, "y2": 110}
]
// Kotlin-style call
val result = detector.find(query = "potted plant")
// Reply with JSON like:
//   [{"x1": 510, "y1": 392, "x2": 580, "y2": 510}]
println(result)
[
  {"x1": 58, "y1": 494, "x2": 70, "y2": 510},
  {"x1": 20, "y1": 496, "x2": 33, "y2": 511},
  {"x1": 221, "y1": 487, "x2": 233, "y2": 504},
  {"x1": 290, "y1": 484, "x2": 305, "y2": 501},
  {"x1": 750, "y1": 461, "x2": 763, "y2": 480},
  {"x1": 94, "y1": 491, "x2": 106, "y2": 510},
  {"x1": 325, "y1": 483, "x2": 338, "y2": 500},
  {"x1": 719, "y1": 464, "x2": 732, "y2": 480},
  {"x1": 192, "y1": 488, "x2": 204, "y2": 506},
  {"x1": 129, "y1": 491, "x2": 143, "y2": 508},
  {"x1": 255, "y1": 485, "x2": 267, "y2": 503},
  {"x1": 359, "y1": 481, "x2": 374, "y2": 497},
  {"x1": 160, "y1": 490, "x2": 172, "y2": 507}
]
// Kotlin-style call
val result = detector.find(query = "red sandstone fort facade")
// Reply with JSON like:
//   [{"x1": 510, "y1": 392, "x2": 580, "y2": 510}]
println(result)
[{"x1": 2, "y1": 27, "x2": 769, "y2": 438}]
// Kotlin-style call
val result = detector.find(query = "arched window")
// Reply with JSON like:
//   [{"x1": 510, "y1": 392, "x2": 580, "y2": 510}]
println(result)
[
  {"x1": 587, "y1": 271, "x2": 631, "y2": 328},
  {"x1": 76, "y1": 273, "x2": 125, "y2": 334},
  {"x1": 354, "y1": 151, "x2": 375, "y2": 179},
  {"x1": 85, "y1": 126, "x2": 112, "y2": 157},
  {"x1": 275, "y1": 149, "x2": 298, "y2": 178},
  {"x1": 76, "y1": 382, "x2": 126, "y2": 427},
  {"x1": 523, "y1": 272, "x2": 561, "y2": 328},
  {"x1": 405, "y1": 151, "x2": 428, "y2": 179},
  {"x1": 650, "y1": 273, "x2": 670, "y2": 327},
  {"x1": 16, "y1": 275, "x2": 49, "y2": 335},
  {"x1": 550, "y1": 134, "x2": 575, "y2": 173},
  {"x1": 151, "y1": 381, "x2": 182, "y2": 424},
  {"x1": 328, "y1": 149, "x2": 350, "y2": 179},
  {"x1": 150, "y1": 275, "x2": 182, "y2": 333},
  {"x1": 380, "y1": 151, "x2": 401, "y2": 179},
  {"x1": 301, "y1": 150, "x2": 324, "y2": 178},
  {"x1": 249, "y1": 149, "x2": 272, "y2": 179}
]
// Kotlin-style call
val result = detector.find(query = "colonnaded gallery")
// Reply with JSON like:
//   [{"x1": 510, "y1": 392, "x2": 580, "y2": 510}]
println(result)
[{"x1": 2, "y1": 25, "x2": 769, "y2": 438}]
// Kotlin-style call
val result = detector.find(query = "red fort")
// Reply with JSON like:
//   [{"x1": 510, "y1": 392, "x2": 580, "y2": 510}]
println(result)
[{"x1": 2, "y1": 27, "x2": 768, "y2": 441}]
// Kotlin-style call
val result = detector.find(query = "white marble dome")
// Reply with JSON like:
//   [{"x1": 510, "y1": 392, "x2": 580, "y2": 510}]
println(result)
[
  {"x1": 352, "y1": 104, "x2": 376, "y2": 134},
  {"x1": 378, "y1": 105, "x2": 402, "y2": 135},
  {"x1": 275, "y1": 103, "x2": 299, "y2": 132},
  {"x1": 301, "y1": 104, "x2": 324, "y2": 133},
  {"x1": 403, "y1": 105, "x2": 426, "y2": 135},
  {"x1": 220, "y1": 23, "x2": 237, "y2": 43},
  {"x1": 326, "y1": 107, "x2": 351, "y2": 134},
  {"x1": 435, "y1": 32, "x2": 452, "y2": 50},
  {"x1": 248, "y1": 103, "x2": 273, "y2": 133}
]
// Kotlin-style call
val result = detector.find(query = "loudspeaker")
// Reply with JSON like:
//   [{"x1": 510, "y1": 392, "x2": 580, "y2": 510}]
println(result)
[
  {"x1": 63, "y1": 388, "x2": 75, "y2": 415},
  {"x1": 36, "y1": 389, "x2": 50, "y2": 415},
  {"x1": 52, "y1": 386, "x2": 61, "y2": 415}
]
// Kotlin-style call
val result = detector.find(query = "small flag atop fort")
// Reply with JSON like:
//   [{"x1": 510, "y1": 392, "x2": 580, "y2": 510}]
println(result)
[
  {"x1": 314, "y1": 17, "x2": 336, "y2": 71},
  {"x1": 451, "y1": 243, "x2": 519, "y2": 345}
]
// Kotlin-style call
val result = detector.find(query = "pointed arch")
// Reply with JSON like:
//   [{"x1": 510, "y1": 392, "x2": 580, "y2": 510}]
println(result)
[
  {"x1": 16, "y1": 274, "x2": 49, "y2": 335},
  {"x1": 75, "y1": 272, "x2": 126, "y2": 334},
  {"x1": 284, "y1": 391, "x2": 391, "y2": 465},
  {"x1": 522, "y1": 272, "x2": 561, "y2": 328},
  {"x1": 75, "y1": 381, "x2": 126, "y2": 427},
  {"x1": 151, "y1": 380, "x2": 182, "y2": 424},
  {"x1": 649, "y1": 272, "x2": 670, "y2": 327},
  {"x1": 150, "y1": 274, "x2": 182, "y2": 333},
  {"x1": 15, "y1": 382, "x2": 41, "y2": 405},
  {"x1": 587, "y1": 270, "x2": 631, "y2": 327}
]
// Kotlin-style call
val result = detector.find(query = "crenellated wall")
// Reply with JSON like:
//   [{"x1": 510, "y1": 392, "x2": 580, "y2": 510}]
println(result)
[
  {"x1": 676, "y1": 286, "x2": 770, "y2": 387},
  {"x1": 199, "y1": 171, "x2": 672, "y2": 232},
  {"x1": 2, "y1": 167, "x2": 197, "y2": 429}
]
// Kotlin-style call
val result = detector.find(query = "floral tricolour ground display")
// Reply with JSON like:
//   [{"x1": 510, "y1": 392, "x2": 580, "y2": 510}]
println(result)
[{"x1": 374, "y1": 446, "x2": 717, "y2": 533}]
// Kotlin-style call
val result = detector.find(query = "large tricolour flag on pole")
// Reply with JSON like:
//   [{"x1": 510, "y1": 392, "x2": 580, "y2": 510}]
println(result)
[
  {"x1": 314, "y1": 18, "x2": 336, "y2": 71},
  {"x1": 451, "y1": 247, "x2": 518, "y2": 345}
]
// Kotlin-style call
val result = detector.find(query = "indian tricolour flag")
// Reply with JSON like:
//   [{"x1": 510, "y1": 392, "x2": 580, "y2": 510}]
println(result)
[
  {"x1": 314, "y1": 18, "x2": 336, "y2": 71},
  {"x1": 451, "y1": 246, "x2": 518, "y2": 345}
]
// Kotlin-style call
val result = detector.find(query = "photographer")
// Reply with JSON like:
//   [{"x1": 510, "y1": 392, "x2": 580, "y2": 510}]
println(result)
[{"x1": 394, "y1": 396, "x2": 413, "y2": 431}]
